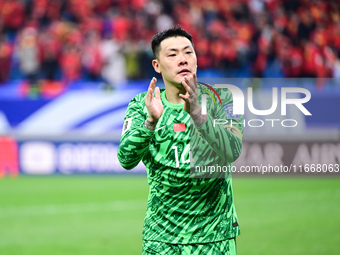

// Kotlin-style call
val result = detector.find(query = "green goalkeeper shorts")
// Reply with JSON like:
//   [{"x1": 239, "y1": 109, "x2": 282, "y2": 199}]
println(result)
[{"x1": 142, "y1": 238, "x2": 237, "y2": 255}]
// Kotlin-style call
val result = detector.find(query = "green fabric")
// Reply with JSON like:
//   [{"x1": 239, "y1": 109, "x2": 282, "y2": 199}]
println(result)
[
  {"x1": 142, "y1": 238, "x2": 237, "y2": 255},
  {"x1": 118, "y1": 84, "x2": 243, "y2": 244}
]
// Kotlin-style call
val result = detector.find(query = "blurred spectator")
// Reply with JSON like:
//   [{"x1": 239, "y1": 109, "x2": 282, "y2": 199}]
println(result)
[
  {"x1": 278, "y1": 38, "x2": 303, "y2": 77},
  {"x1": 297, "y1": 9, "x2": 315, "y2": 42},
  {"x1": 60, "y1": 44, "x2": 82, "y2": 83},
  {"x1": 0, "y1": 0, "x2": 25, "y2": 36},
  {"x1": 82, "y1": 30, "x2": 103, "y2": 81},
  {"x1": 0, "y1": 35, "x2": 12, "y2": 83},
  {"x1": 100, "y1": 35, "x2": 126, "y2": 87},
  {"x1": 38, "y1": 29, "x2": 60, "y2": 80},
  {"x1": 301, "y1": 41, "x2": 323, "y2": 78},
  {"x1": 124, "y1": 41, "x2": 140, "y2": 79},
  {"x1": 15, "y1": 27, "x2": 40, "y2": 85}
]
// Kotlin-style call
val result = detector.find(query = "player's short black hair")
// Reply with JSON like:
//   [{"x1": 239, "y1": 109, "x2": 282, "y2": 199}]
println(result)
[{"x1": 151, "y1": 26, "x2": 194, "y2": 59}]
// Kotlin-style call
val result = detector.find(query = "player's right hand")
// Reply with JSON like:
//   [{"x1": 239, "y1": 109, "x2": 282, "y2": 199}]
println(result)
[{"x1": 145, "y1": 77, "x2": 163, "y2": 122}]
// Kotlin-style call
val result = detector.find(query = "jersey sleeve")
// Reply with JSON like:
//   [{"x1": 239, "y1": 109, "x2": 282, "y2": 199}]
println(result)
[
  {"x1": 117, "y1": 93, "x2": 154, "y2": 170},
  {"x1": 195, "y1": 86, "x2": 243, "y2": 165}
]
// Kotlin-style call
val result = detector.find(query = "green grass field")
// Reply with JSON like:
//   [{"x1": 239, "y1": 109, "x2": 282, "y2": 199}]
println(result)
[{"x1": 0, "y1": 176, "x2": 339, "y2": 255}]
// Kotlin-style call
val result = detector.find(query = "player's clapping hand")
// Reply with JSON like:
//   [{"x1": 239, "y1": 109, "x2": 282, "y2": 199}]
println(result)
[
  {"x1": 145, "y1": 77, "x2": 163, "y2": 123},
  {"x1": 179, "y1": 73, "x2": 201, "y2": 116}
]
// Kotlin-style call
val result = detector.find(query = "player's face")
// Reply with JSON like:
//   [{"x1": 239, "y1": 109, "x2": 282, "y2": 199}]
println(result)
[{"x1": 153, "y1": 36, "x2": 197, "y2": 87}]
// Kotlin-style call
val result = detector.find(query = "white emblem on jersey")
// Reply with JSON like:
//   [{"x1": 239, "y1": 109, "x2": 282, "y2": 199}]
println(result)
[
  {"x1": 122, "y1": 117, "x2": 132, "y2": 135},
  {"x1": 155, "y1": 125, "x2": 166, "y2": 132}
]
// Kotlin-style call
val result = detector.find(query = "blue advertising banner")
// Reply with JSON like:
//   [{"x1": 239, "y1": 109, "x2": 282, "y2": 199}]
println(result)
[{"x1": 17, "y1": 140, "x2": 146, "y2": 175}]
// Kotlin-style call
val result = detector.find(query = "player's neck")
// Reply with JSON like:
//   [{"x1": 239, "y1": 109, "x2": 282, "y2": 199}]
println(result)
[{"x1": 165, "y1": 84, "x2": 186, "y2": 104}]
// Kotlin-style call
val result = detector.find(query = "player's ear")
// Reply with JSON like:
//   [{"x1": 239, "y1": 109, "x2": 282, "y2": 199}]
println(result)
[{"x1": 152, "y1": 59, "x2": 161, "y2": 74}]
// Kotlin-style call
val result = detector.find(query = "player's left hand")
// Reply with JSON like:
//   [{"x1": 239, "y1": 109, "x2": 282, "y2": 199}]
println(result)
[{"x1": 179, "y1": 73, "x2": 201, "y2": 116}]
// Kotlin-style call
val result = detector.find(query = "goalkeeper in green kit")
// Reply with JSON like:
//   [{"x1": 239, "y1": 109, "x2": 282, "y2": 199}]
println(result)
[{"x1": 117, "y1": 26, "x2": 244, "y2": 255}]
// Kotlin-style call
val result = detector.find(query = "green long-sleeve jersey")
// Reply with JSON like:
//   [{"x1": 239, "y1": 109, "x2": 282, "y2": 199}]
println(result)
[{"x1": 117, "y1": 83, "x2": 243, "y2": 244}]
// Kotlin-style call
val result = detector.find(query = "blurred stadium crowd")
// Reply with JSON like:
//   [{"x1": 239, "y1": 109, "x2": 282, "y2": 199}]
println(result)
[{"x1": 0, "y1": 0, "x2": 340, "y2": 87}]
